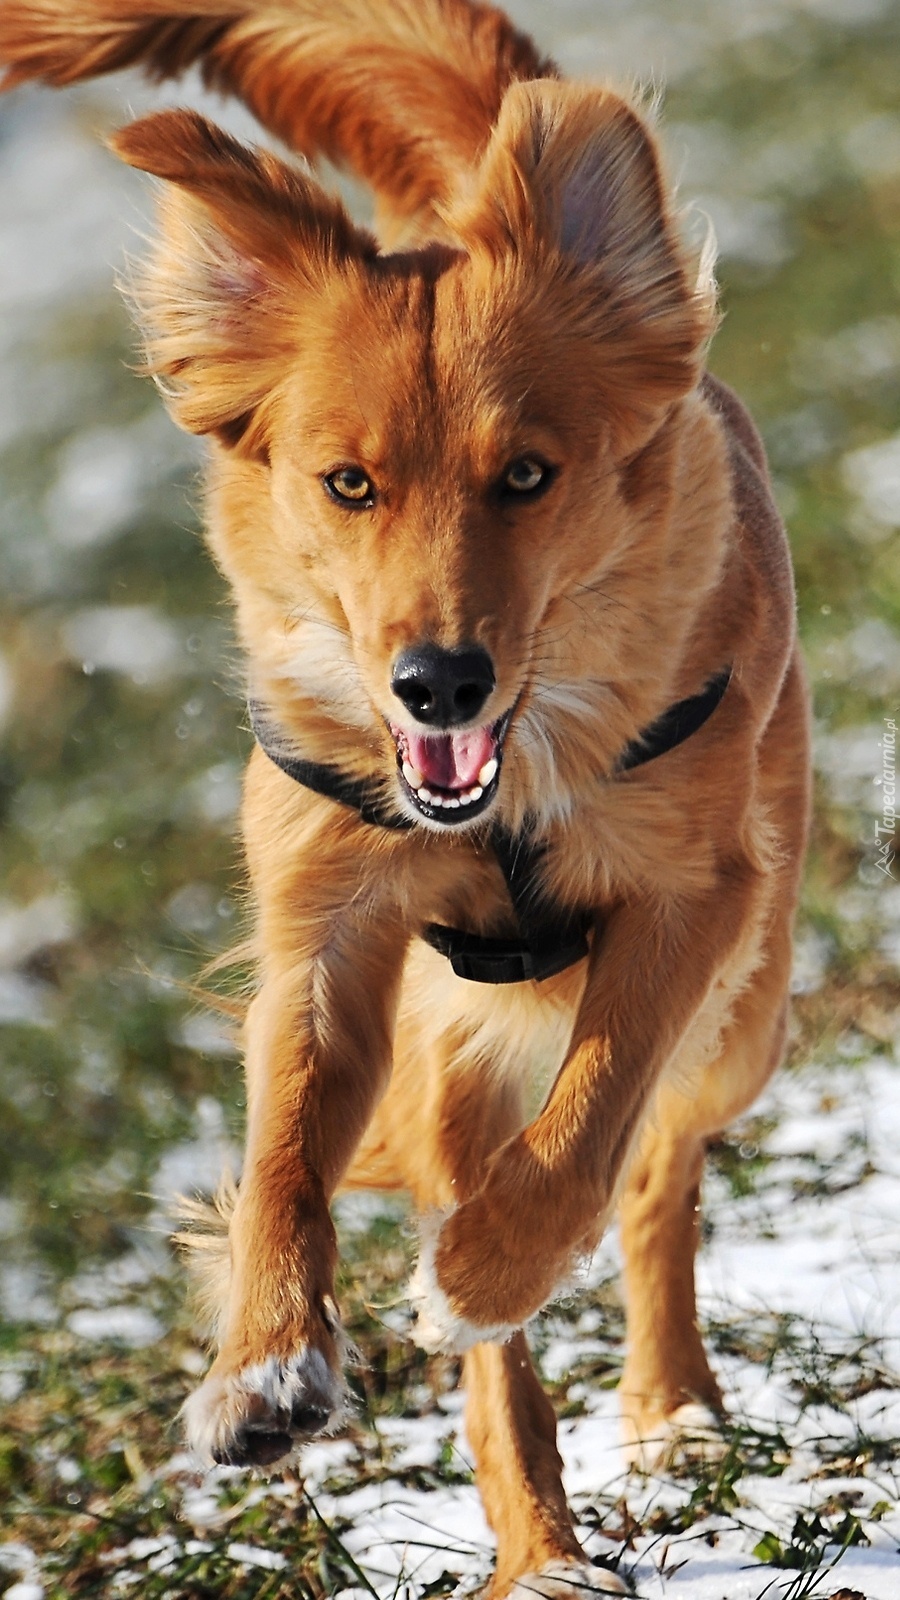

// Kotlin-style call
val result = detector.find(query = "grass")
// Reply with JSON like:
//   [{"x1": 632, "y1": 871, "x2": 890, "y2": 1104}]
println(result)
[{"x1": 3, "y1": 1193, "x2": 898, "y2": 1597}]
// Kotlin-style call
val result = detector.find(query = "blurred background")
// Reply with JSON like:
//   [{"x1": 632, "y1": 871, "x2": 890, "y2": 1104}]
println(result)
[{"x1": 1, "y1": 0, "x2": 899, "y2": 1589}]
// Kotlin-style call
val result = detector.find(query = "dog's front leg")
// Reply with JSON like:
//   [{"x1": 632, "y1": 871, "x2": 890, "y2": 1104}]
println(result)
[
  {"x1": 183, "y1": 806, "x2": 407, "y2": 1466},
  {"x1": 412, "y1": 860, "x2": 761, "y2": 1352}
]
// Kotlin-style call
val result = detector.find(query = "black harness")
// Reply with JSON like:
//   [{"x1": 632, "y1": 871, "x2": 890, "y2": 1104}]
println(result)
[{"x1": 250, "y1": 667, "x2": 731, "y2": 985}]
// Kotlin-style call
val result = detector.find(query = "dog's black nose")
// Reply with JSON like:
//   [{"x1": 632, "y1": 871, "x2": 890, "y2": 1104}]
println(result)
[{"x1": 391, "y1": 644, "x2": 495, "y2": 726}]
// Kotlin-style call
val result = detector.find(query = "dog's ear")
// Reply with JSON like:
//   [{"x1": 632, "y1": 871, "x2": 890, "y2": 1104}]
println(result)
[
  {"x1": 111, "y1": 111, "x2": 376, "y2": 458},
  {"x1": 453, "y1": 82, "x2": 717, "y2": 444}
]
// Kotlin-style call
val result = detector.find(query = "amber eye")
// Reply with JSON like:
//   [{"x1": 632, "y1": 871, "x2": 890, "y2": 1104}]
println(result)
[
  {"x1": 503, "y1": 457, "x2": 549, "y2": 495},
  {"x1": 324, "y1": 466, "x2": 374, "y2": 505}
]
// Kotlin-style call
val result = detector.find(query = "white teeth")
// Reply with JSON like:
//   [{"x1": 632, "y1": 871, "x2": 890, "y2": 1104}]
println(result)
[
  {"x1": 411, "y1": 783, "x2": 486, "y2": 811},
  {"x1": 404, "y1": 777, "x2": 487, "y2": 807},
  {"x1": 477, "y1": 757, "x2": 498, "y2": 787}
]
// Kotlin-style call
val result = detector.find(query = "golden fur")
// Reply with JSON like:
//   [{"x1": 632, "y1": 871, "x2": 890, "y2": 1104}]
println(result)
[{"x1": 1, "y1": 2, "x2": 811, "y2": 1593}]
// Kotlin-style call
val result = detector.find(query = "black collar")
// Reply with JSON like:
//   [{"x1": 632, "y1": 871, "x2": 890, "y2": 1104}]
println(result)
[{"x1": 249, "y1": 666, "x2": 731, "y2": 985}]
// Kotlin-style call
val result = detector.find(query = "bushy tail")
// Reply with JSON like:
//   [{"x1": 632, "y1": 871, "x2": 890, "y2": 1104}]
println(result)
[{"x1": 0, "y1": 0, "x2": 556, "y2": 231}]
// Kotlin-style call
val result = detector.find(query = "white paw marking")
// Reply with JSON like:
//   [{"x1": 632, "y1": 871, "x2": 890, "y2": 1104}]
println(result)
[
  {"x1": 623, "y1": 1401, "x2": 725, "y2": 1474},
  {"x1": 406, "y1": 1219, "x2": 517, "y2": 1355},
  {"x1": 183, "y1": 1346, "x2": 348, "y2": 1467},
  {"x1": 509, "y1": 1558, "x2": 628, "y2": 1597}
]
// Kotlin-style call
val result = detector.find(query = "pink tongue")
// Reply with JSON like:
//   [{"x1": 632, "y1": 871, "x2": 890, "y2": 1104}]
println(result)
[{"x1": 406, "y1": 726, "x2": 495, "y2": 790}]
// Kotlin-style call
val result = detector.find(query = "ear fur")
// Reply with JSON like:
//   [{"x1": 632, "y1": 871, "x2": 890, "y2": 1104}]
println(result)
[
  {"x1": 449, "y1": 81, "x2": 717, "y2": 441},
  {"x1": 111, "y1": 110, "x2": 377, "y2": 455}
]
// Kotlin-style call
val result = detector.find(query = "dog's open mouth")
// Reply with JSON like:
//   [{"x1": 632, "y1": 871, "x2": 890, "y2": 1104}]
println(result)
[{"x1": 391, "y1": 717, "x2": 506, "y2": 825}]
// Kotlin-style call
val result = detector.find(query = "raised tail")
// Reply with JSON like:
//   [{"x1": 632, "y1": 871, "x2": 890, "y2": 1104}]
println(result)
[{"x1": 0, "y1": 0, "x2": 556, "y2": 234}]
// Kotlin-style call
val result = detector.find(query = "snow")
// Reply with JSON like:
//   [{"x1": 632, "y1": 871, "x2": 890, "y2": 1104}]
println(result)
[
  {"x1": 59, "y1": 605, "x2": 191, "y2": 685},
  {"x1": 290, "y1": 1054, "x2": 900, "y2": 1598},
  {"x1": 66, "y1": 1306, "x2": 164, "y2": 1348},
  {"x1": 842, "y1": 434, "x2": 900, "y2": 531},
  {"x1": 225, "y1": 1542, "x2": 288, "y2": 1571},
  {"x1": 44, "y1": 413, "x2": 193, "y2": 552},
  {"x1": 95, "y1": 1048, "x2": 895, "y2": 1597}
]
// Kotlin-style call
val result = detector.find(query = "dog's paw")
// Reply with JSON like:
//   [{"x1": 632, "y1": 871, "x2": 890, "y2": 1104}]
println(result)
[
  {"x1": 182, "y1": 1348, "x2": 347, "y2": 1468},
  {"x1": 623, "y1": 1400, "x2": 726, "y2": 1475},
  {"x1": 407, "y1": 1224, "x2": 517, "y2": 1355},
  {"x1": 507, "y1": 1558, "x2": 629, "y2": 1597}
]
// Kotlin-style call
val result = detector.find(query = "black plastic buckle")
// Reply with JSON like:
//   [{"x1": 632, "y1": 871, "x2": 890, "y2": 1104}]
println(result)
[{"x1": 423, "y1": 921, "x2": 590, "y2": 985}]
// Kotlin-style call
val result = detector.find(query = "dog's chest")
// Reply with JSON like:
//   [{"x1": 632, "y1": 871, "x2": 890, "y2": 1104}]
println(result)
[{"x1": 400, "y1": 932, "x2": 589, "y2": 1114}]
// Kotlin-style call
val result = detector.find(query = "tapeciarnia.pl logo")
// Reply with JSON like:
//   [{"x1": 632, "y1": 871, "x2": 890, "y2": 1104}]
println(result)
[{"x1": 875, "y1": 716, "x2": 897, "y2": 878}]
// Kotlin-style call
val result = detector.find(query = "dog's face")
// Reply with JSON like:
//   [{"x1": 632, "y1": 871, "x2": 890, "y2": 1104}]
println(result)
[
  {"x1": 265, "y1": 261, "x2": 642, "y2": 828},
  {"x1": 115, "y1": 84, "x2": 717, "y2": 830}
]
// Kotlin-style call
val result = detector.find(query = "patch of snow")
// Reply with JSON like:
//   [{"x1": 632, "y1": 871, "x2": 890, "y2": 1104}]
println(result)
[
  {"x1": 699, "y1": 1057, "x2": 900, "y2": 1356},
  {"x1": 0, "y1": 892, "x2": 78, "y2": 969},
  {"x1": 180, "y1": 1491, "x2": 223, "y2": 1532},
  {"x1": 151, "y1": 1095, "x2": 240, "y2": 1201},
  {"x1": 845, "y1": 617, "x2": 900, "y2": 690},
  {"x1": 842, "y1": 432, "x2": 900, "y2": 530},
  {"x1": 59, "y1": 605, "x2": 189, "y2": 686},
  {"x1": 767, "y1": 402, "x2": 836, "y2": 468},
  {"x1": 789, "y1": 925, "x2": 834, "y2": 993},
  {"x1": 121, "y1": 1536, "x2": 179, "y2": 1563},
  {"x1": 814, "y1": 721, "x2": 884, "y2": 809},
  {"x1": 165, "y1": 882, "x2": 220, "y2": 935},
  {"x1": 0, "y1": 91, "x2": 141, "y2": 323},
  {"x1": 0, "y1": 972, "x2": 54, "y2": 1027},
  {"x1": 0, "y1": 1370, "x2": 25, "y2": 1403},
  {"x1": 0, "y1": 1264, "x2": 56, "y2": 1326},
  {"x1": 187, "y1": 760, "x2": 243, "y2": 826},
  {"x1": 67, "y1": 1306, "x2": 164, "y2": 1347},
  {"x1": 332, "y1": 1190, "x2": 409, "y2": 1234},
  {"x1": 226, "y1": 1543, "x2": 288, "y2": 1571},
  {"x1": 794, "y1": 315, "x2": 900, "y2": 394},
  {"x1": 0, "y1": 1545, "x2": 40, "y2": 1576},
  {"x1": 845, "y1": 113, "x2": 900, "y2": 178},
  {"x1": 172, "y1": 1013, "x2": 240, "y2": 1058},
  {"x1": 44, "y1": 413, "x2": 193, "y2": 551},
  {"x1": 695, "y1": 192, "x2": 791, "y2": 268},
  {"x1": 65, "y1": 1248, "x2": 163, "y2": 1311}
]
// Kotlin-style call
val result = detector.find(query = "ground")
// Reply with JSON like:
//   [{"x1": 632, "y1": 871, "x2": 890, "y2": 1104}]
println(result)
[{"x1": 1, "y1": 0, "x2": 899, "y2": 1596}]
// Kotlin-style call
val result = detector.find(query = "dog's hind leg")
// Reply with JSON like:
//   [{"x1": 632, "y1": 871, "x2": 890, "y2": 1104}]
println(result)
[
  {"x1": 618, "y1": 656, "x2": 810, "y2": 1472},
  {"x1": 617, "y1": 928, "x2": 792, "y2": 1471},
  {"x1": 465, "y1": 1334, "x2": 626, "y2": 1597}
]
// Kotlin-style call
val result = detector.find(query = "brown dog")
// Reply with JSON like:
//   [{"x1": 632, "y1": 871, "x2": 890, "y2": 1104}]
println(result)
[{"x1": 0, "y1": 2, "x2": 811, "y2": 1594}]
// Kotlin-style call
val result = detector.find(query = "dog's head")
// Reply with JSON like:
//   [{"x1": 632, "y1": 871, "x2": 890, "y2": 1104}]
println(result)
[{"x1": 114, "y1": 83, "x2": 719, "y2": 831}]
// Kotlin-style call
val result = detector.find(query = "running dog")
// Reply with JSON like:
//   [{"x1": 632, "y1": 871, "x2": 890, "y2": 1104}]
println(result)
[{"x1": 0, "y1": 3, "x2": 811, "y2": 1594}]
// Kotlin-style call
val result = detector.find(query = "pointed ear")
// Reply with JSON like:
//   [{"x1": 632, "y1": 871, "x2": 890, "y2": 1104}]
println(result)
[
  {"x1": 451, "y1": 82, "x2": 717, "y2": 443},
  {"x1": 111, "y1": 110, "x2": 377, "y2": 457}
]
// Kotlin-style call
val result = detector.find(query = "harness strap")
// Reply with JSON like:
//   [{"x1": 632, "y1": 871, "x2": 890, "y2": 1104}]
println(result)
[
  {"x1": 617, "y1": 667, "x2": 732, "y2": 771},
  {"x1": 247, "y1": 704, "x2": 413, "y2": 832},
  {"x1": 249, "y1": 665, "x2": 731, "y2": 986}
]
